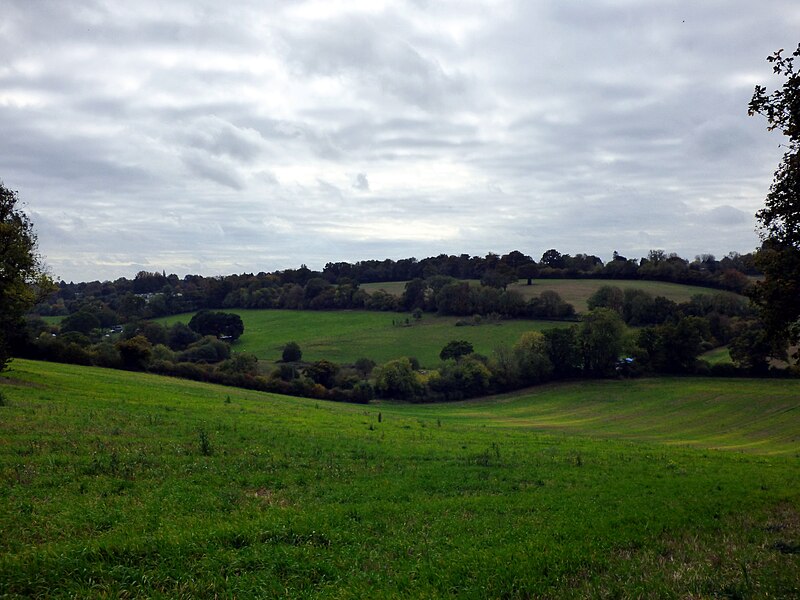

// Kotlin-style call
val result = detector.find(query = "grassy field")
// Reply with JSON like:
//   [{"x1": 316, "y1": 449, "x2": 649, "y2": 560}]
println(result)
[
  {"x1": 161, "y1": 310, "x2": 560, "y2": 367},
  {"x1": 508, "y1": 279, "x2": 736, "y2": 312},
  {"x1": 1, "y1": 359, "x2": 799, "y2": 598},
  {"x1": 701, "y1": 345, "x2": 734, "y2": 365},
  {"x1": 363, "y1": 278, "x2": 738, "y2": 313}
]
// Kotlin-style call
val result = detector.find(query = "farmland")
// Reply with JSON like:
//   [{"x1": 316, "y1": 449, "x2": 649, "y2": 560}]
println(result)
[
  {"x1": 160, "y1": 309, "x2": 560, "y2": 367},
  {"x1": 1, "y1": 359, "x2": 799, "y2": 598}
]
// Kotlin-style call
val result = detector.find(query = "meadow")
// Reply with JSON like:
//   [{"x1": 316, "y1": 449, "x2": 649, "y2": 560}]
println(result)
[
  {"x1": 1, "y1": 359, "x2": 799, "y2": 598},
  {"x1": 160, "y1": 310, "x2": 559, "y2": 367},
  {"x1": 362, "y1": 278, "x2": 738, "y2": 313}
]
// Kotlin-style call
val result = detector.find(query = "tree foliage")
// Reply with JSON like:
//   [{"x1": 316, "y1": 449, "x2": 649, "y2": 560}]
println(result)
[
  {"x1": 187, "y1": 310, "x2": 244, "y2": 340},
  {"x1": 439, "y1": 339, "x2": 474, "y2": 361},
  {"x1": 749, "y1": 44, "x2": 800, "y2": 354},
  {"x1": 0, "y1": 182, "x2": 52, "y2": 370},
  {"x1": 579, "y1": 308, "x2": 626, "y2": 376},
  {"x1": 281, "y1": 341, "x2": 302, "y2": 362}
]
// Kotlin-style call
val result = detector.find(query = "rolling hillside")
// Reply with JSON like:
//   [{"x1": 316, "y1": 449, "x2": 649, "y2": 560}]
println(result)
[
  {"x1": 160, "y1": 309, "x2": 560, "y2": 367},
  {"x1": 362, "y1": 278, "x2": 743, "y2": 313},
  {"x1": 1, "y1": 360, "x2": 798, "y2": 598}
]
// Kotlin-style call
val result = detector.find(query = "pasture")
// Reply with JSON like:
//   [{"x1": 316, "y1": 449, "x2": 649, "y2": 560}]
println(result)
[
  {"x1": 161, "y1": 309, "x2": 560, "y2": 367},
  {"x1": 1, "y1": 359, "x2": 799, "y2": 598}
]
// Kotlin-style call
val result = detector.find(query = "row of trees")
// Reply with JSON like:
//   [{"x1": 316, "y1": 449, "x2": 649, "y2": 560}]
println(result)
[
  {"x1": 372, "y1": 306, "x2": 781, "y2": 403},
  {"x1": 15, "y1": 282, "x2": 782, "y2": 406},
  {"x1": 32, "y1": 273, "x2": 579, "y2": 329},
  {"x1": 35, "y1": 244, "x2": 759, "y2": 324}
]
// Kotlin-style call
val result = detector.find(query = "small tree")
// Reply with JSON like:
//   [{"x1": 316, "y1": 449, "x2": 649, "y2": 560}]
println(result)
[
  {"x1": 579, "y1": 308, "x2": 626, "y2": 376},
  {"x1": 116, "y1": 335, "x2": 153, "y2": 370},
  {"x1": 440, "y1": 340, "x2": 474, "y2": 361},
  {"x1": 188, "y1": 310, "x2": 244, "y2": 340},
  {"x1": 282, "y1": 341, "x2": 302, "y2": 362},
  {"x1": 304, "y1": 359, "x2": 338, "y2": 388},
  {"x1": 373, "y1": 358, "x2": 422, "y2": 400},
  {"x1": 513, "y1": 331, "x2": 553, "y2": 384}
]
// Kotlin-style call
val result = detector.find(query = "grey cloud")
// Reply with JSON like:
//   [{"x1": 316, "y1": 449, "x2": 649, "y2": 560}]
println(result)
[
  {"x1": 181, "y1": 152, "x2": 245, "y2": 190},
  {"x1": 180, "y1": 116, "x2": 265, "y2": 162},
  {"x1": 1, "y1": 0, "x2": 795, "y2": 281},
  {"x1": 703, "y1": 205, "x2": 751, "y2": 226},
  {"x1": 278, "y1": 13, "x2": 471, "y2": 110}
]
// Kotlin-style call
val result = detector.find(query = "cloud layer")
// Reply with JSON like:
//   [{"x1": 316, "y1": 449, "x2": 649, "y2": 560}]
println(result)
[{"x1": 2, "y1": 0, "x2": 798, "y2": 281}]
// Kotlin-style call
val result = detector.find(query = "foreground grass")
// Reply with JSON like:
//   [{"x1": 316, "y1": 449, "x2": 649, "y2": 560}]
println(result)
[
  {"x1": 1, "y1": 360, "x2": 799, "y2": 598},
  {"x1": 161, "y1": 310, "x2": 558, "y2": 367}
]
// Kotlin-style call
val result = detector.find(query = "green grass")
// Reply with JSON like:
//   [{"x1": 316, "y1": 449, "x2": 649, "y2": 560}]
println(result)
[
  {"x1": 400, "y1": 377, "x2": 800, "y2": 454},
  {"x1": 39, "y1": 315, "x2": 64, "y2": 325},
  {"x1": 364, "y1": 278, "x2": 739, "y2": 313},
  {"x1": 161, "y1": 310, "x2": 559, "y2": 367},
  {"x1": 1, "y1": 359, "x2": 799, "y2": 598},
  {"x1": 701, "y1": 345, "x2": 734, "y2": 365}
]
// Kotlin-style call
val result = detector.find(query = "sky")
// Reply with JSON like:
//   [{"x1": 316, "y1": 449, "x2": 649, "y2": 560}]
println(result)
[{"x1": 2, "y1": 0, "x2": 799, "y2": 282}]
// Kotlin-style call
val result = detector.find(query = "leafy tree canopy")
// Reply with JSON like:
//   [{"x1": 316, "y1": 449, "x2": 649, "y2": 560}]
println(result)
[
  {"x1": 749, "y1": 44, "x2": 800, "y2": 354},
  {"x1": 439, "y1": 339, "x2": 475, "y2": 361},
  {"x1": 187, "y1": 310, "x2": 244, "y2": 340},
  {"x1": 0, "y1": 182, "x2": 52, "y2": 370}
]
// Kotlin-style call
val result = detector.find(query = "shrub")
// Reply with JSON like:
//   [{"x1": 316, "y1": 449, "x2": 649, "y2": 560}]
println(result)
[
  {"x1": 373, "y1": 358, "x2": 422, "y2": 400},
  {"x1": 116, "y1": 335, "x2": 153, "y2": 370},
  {"x1": 354, "y1": 357, "x2": 376, "y2": 377},
  {"x1": 216, "y1": 352, "x2": 259, "y2": 376},
  {"x1": 350, "y1": 380, "x2": 374, "y2": 404},
  {"x1": 178, "y1": 336, "x2": 230, "y2": 363},
  {"x1": 282, "y1": 341, "x2": 302, "y2": 362}
]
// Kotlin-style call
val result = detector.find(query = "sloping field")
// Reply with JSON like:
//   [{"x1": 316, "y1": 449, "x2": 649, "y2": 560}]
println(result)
[
  {"x1": 508, "y1": 279, "x2": 737, "y2": 312},
  {"x1": 363, "y1": 278, "x2": 738, "y2": 313},
  {"x1": 402, "y1": 377, "x2": 800, "y2": 454},
  {"x1": 161, "y1": 309, "x2": 559, "y2": 367},
  {"x1": 1, "y1": 360, "x2": 799, "y2": 598}
]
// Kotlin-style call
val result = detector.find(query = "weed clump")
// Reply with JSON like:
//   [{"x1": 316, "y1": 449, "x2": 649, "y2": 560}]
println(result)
[{"x1": 198, "y1": 429, "x2": 213, "y2": 456}]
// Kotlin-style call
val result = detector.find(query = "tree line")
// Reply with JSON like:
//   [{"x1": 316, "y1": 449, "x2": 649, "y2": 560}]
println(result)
[
  {"x1": 32, "y1": 246, "x2": 758, "y2": 327},
  {"x1": 11, "y1": 280, "x2": 784, "y2": 405}
]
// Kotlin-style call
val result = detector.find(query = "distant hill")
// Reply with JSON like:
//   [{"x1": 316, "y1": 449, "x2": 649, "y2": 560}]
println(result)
[{"x1": 362, "y1": 278, "x2": 744, "y2": 313}]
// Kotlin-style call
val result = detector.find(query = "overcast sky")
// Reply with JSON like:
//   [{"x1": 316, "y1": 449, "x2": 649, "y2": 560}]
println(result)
[{"x1": 2, "y1": 1, "x2": 798, "y2": 282}]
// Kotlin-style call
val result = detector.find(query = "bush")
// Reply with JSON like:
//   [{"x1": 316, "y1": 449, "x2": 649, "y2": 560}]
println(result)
[
  {"x1": 304, "y1": 359, "x2": 338, "y2": 388},
  {"x1": 373, "y1": 358, "x2": 422, "y2": 400},
  {"x1": 354, "y1": 357, "x2": 376, "y2": 377},
  {"x1": 350, "y1": 380, "x2": 374, "y2": 404},
  {"x1": 178, "y1": 336, "x2": 230, "y2": 364},
  {"x1": 216, "y1": 352, "x2": 259, "y2": 376},
  {"x1": 282, "y1": 341, "x2": 302, "y2": 362},
  {"x1": 116, "y1": 335, "x2": 152, "y2": 370}
]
